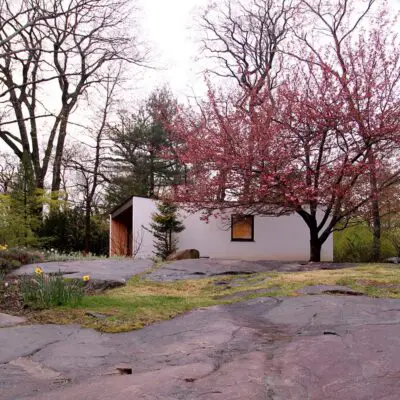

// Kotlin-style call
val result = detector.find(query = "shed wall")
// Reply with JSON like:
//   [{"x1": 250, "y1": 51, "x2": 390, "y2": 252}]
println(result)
[
  {"x1": 178, "y1": 211, "x2": 332, "y2": 261},
  {"x1": 132, "y1": 197, "x2": 333, "y2": 261},
  {"x1": 110, "y1": 219, "x2": 129, "y2": 256},
  {"x1": 132, "y1": 197, "x2": 158, "y2": 258}
]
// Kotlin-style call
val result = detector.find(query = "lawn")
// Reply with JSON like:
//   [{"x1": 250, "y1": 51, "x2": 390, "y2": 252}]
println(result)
[{"x1": 29, "y1": 264, "x2": 400, "y2": 333}]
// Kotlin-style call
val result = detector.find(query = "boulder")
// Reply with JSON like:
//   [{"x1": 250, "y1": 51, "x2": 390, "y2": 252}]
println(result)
[
  {"x1": 85, "y1": 279, "x2": 126, "y2": 293},
  {"x1": 85, "y1": 311, "x2": 108, "y2": 319},
  {"x1": 166, "y1": 249, "x2": 200, "y2": 261}
]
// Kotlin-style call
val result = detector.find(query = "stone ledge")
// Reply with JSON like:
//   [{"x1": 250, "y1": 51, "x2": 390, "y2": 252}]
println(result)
[
  {"x1": 297, "y1": 285, "x2": 364, "y2": 296},
  {"x1": 0, "y1": 312, "x2": 27, "y2": 328}
]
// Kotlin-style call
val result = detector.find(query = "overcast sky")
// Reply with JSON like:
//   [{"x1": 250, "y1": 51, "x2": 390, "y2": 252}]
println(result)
[
  {"x1": 32, "y1": 0, "x2": 400, "y2": 146},
  {"x1": 1, "y1": 0, "x2": 400, "y2": 153},
  {"x1": 135, "y1": 0, "x2": 400, "y2": 102},
  {"x1": 136, "y1": 0, "x2": 209, "y2": 101}
]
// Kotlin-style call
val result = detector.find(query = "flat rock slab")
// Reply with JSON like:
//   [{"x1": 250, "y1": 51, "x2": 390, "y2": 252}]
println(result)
[
  {"x1": 1, "y1": 296, "x2": 400, "y2": 399},
  {"x1": 297, "y1": 285, "x2": 364, "y2": 296},
  {"x1": 10, "y1": 259, "x2": 153, "y2": 283},
  {"x1": 215, "y1": 288, "x2": 280, "y2": 300},
  {"x1": 0, "y1": 313, "x2": 26, "y2": 328},
  {"x1": 148, "y1": 259, "x2": 355, "y2": 281}
]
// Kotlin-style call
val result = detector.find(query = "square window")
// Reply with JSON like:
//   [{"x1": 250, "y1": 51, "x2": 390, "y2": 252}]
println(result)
[{"x1": 231, "y1": 215, "x2": 254, "y2": 241}]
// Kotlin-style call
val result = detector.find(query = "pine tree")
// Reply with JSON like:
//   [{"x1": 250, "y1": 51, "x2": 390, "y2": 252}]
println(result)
[
  {"x1": 147, "y1": 201, "x2": 185, "y2": 260},
  {"x1": 106, "y1": 88, "x2": 185, "y2": 209}
]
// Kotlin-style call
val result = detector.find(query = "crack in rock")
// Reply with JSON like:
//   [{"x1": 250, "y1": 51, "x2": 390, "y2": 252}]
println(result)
[{"x1": 323, "y1": 331, "x2": 340, "y2": 336}]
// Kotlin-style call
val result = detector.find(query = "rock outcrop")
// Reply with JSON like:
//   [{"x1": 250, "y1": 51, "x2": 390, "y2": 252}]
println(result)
[{"x1": 166, "y1": 249, "x2": 200, "y2": 261}]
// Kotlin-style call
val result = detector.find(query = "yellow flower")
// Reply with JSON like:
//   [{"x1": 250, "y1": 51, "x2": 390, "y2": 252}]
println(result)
[
  {"x1": 82, "y1": 275, "x2": 90, "y2": 282},
  {"x1": 35, "y1": 267, "x2": 43, "y2": 275}
]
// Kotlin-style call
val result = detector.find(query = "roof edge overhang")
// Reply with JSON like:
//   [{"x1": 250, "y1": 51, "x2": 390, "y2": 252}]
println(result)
[
  {"x1": 110, "y1": 195, "x2": 158, "y2": 218},
  {"x1": 110, "y1": 197, "x2": 133, "y2": 218}
]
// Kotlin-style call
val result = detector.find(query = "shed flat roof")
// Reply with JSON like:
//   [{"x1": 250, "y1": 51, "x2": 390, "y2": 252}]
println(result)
[{"x1": 109, "y1": 195, "x2": 156, "y2": 217}]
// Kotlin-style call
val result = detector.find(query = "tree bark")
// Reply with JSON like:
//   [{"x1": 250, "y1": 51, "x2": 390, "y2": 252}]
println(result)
[
  {"x1": 371, "y1": 197, "x2": 381, "y2": 261},
  {"x1": 309, "y1": 229, "x2": 322, "y2": 262},
  {"x1": 51, "y1": 114, "x2": 70, "y2": 194},
  {"x1": 84, "y1": 201, "x2": 91, "y2": 255},
  {"x1": 297, "y1": 209, "x2": 324, "y2": 262},
  {"x1": 368, "y1": 150, "x2": 381, "y2": 261},
  {"x1": 149, "y1": 151, "x2": 155, "y2": 197}
]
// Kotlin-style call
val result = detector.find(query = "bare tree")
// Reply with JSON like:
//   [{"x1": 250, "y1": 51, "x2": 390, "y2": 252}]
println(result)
[
  {"x1": 0, "y1": 0, "x2": 146, "y2": 197},
  {"x1": 65, "y1": 66, "x2": 121, "y2": 254},
  {"x1": 0, "y1": 0, "x2": 94, "y2": 53},
  {"x1": 200, "y1": 0, "x2": 299, "y2": 94},
  {"x1": 0, "y1": 152, "x2": 18, "y2": 193}
]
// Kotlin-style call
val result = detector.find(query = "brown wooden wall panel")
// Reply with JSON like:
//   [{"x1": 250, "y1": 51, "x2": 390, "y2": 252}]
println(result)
[{"x1": 111, "y1": 219, "x2": 129, "y2": 256}]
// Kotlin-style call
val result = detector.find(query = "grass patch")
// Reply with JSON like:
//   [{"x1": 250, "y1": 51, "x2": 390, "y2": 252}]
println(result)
[
  {"x1": 30, "y1": 264, "x2": 400, "y2": 333},
  {"x1": 30, "y1": 276, "x2": 224, "y2": 333}
]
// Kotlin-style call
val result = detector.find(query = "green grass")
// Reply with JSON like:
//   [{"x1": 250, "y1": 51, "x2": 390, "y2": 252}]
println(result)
[{"x1": 29, "y1": 264, "x2": 400, "y2": 333}]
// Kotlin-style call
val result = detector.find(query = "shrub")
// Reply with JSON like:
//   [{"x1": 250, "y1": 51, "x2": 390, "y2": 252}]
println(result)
[
  {"x1": 0, "y1": 247, "x2": 44, "y2": 274},
  {"x1": 0, "y1": 194, "x2": 40, "y2": 248},
  {"x1": 43, "y1": 249, "x2": 107, "y2": 262},
  {"x1": 334, "y1": 228, "x2": 373, "y2": 262},
  {"x1": 0, "y1": 257, "x2": 22, "y2": 273},
  {"x1": 2, "y1": 247, "x2": 44, "y2": 265},
  {"x1": 39, "y1": 208, "x2": 109, "y2": 256},
  {"x1": 19, "y1": 270, "x2": 85, "y2": 309},
  {"x1": 334, "y1": 223, "x2": 397, "y2": 262},
  {"x1": 0, "y1": 268, "x2": 5, "y2": 290}
]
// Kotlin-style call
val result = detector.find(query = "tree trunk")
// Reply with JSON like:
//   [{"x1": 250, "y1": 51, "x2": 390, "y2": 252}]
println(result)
[
  {"x1": 51, "y1": 121, "x2": 67, "y2": 195},
  {"x1": 309, "y1": 230, "x2": 322, "y2": 262},
  {"x1": 52, "y1": 106, "x2": 73, "y2": 196},
  {"x1": 297, "y1": 209, "x2": 324, "y2": 262},
  {"x1": 371, "y1": 197, "x2": 381, "y2": 261},
  {"x1": 368, "y1": 149, "x2": 381, "y2": 261},
  {"x1": 149, "y1": 151, "x2": 155, "y2": 197},
  {"x1": 84, "y1": 201, "x2": 91, "y2": 255}
]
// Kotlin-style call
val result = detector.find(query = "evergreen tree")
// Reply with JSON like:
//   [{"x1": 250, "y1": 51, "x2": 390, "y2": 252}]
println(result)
[
  {"x1": 147, "y1": 201, "x2": 185, "y2": 260},
  {"x1": 106, "y1": 87, "x2": 185, "y2": 209},
  {"x1": 39, "y1": 207, "x2": 109, "y2": 255}
]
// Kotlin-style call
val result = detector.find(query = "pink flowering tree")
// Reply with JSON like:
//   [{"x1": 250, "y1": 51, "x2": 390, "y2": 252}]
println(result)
[{"x1": 166, "y1": 1, "x2": 400, "y2": 262}]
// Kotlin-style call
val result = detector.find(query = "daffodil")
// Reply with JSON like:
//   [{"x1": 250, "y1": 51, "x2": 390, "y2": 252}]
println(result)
[
  {"x1": 82, "y1": 275, "x2": 90, "y2": 282},
  {"x1": 35, "y1": 267, "x2": 43, "y2": 275}
]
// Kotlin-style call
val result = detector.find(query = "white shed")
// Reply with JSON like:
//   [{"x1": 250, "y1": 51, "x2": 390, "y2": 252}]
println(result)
[{"x1": 109, "y1": 196, "x2": 333, "y2": 261}]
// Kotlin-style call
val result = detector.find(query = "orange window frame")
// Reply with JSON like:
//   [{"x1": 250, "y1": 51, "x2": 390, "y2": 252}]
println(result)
[{"x1": 231, "y1": 215, "x2": 254, "y2": 242}]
